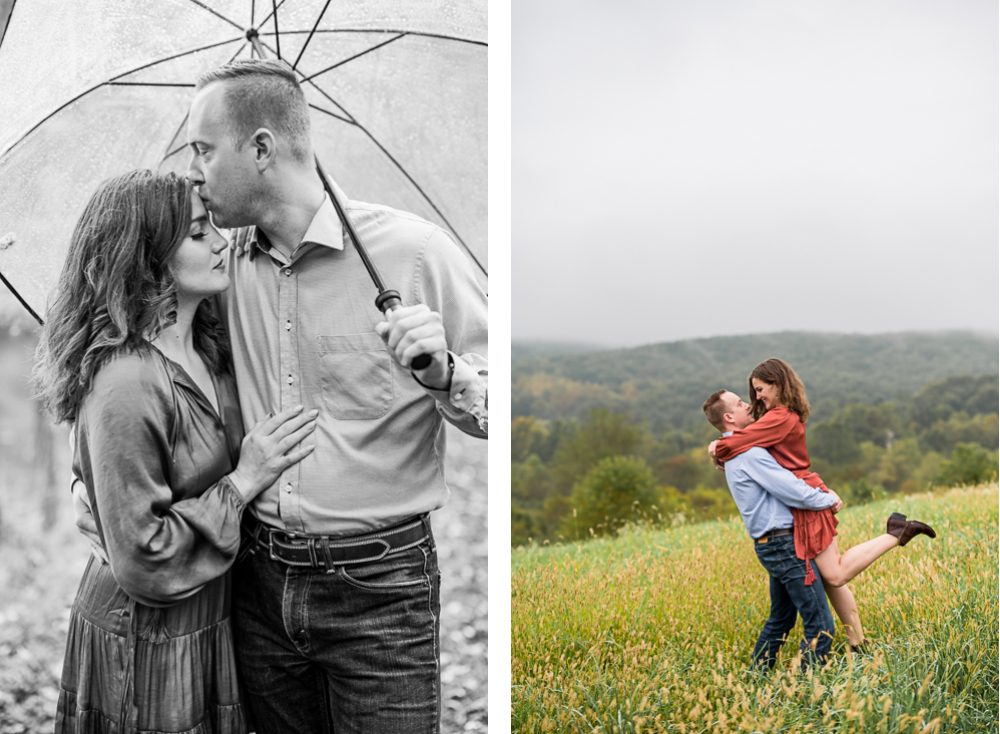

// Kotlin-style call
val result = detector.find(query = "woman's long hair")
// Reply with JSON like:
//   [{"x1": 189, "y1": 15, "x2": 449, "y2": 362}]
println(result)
[
  {"x1": 748, "y1": 358, "x2": 811, "y2": 423},
  {"x1": 33, "y1": 170, "x2": 229, "y2": 423}
]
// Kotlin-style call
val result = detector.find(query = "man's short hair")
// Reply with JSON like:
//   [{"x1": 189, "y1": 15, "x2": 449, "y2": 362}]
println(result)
[
  {"x1": 197, "y1": 59, "x2": 311, "y2": 163},
  {"x1": 703, "y1": 389, "x2": 730, "y2": 432}
]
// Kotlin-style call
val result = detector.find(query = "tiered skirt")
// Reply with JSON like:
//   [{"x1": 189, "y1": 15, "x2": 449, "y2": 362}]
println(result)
[{"x1": 55, "y1": 554, "x2": 247, "y2": 734}]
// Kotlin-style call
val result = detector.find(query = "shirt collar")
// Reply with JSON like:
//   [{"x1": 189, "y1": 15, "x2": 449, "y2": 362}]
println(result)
[
  {"x1": 722, "y1": 431, "x2": 733, "y2": 437},
  {"x1": 247, "y1": 192, "x2": 345, "y2": 261}
]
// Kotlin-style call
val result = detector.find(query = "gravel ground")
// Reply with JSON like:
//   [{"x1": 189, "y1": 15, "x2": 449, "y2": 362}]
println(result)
[{"x1": 435, "y1": 425, "x2": 489, "y2": 733}]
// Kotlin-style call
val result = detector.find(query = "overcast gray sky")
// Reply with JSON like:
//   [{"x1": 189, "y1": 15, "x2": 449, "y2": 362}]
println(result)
[{"x1": 513, "y1": 0, "x2": 998, "y2": 348}]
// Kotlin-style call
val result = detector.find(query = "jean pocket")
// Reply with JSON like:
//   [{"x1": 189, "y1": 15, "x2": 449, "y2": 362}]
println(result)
[
  {"x1": 339, "y1": 547, "x2": 431, "y2": 591},
  {"x1": 316, "y1": 333, "x2": 394, "y2": 419}
]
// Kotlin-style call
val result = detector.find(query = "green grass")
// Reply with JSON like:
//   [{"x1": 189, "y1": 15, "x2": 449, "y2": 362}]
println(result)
[{"x1": 512, "y1": 484, "x2": 998, "y2": 733}]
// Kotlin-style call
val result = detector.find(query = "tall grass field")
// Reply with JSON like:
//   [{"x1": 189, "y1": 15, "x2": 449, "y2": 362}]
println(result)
[{"x1": 512, "y1": 484, "x2": 998, "y2": 733}]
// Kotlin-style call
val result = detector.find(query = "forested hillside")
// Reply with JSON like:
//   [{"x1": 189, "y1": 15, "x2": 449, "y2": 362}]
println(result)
[
  {"x1": 513, "y1": 331, "x2": 998, "y2": 432},
  {"x1": 511, "y1": 332, "x2": 999, "y2": 546}
]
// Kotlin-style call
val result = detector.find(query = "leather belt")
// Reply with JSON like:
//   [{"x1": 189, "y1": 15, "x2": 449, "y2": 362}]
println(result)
[
  {"x1": 244, "y1": 516, "x2": 428, "y2": 569},
  {"x1": 756, "y1": 527, "x2": 793, "y2": 543}
]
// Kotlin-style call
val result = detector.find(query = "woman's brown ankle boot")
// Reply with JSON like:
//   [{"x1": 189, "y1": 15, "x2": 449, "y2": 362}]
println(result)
[{"x1": 886, "y1": 512, "x2": 936, "y2": 546}]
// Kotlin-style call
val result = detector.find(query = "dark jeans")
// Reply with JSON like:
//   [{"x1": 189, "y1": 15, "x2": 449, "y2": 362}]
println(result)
[
  {"x1": 751, "y1": 533, "x2": 835, "y2": 671},
  {"x1": 231, "y1": 516, "x2": 441, "y2": 734}
]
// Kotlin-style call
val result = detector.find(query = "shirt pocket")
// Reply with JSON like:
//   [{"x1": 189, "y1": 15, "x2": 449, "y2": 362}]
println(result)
[{"x1": 316, "y1": 333, "x2": 394, "y2": 419}]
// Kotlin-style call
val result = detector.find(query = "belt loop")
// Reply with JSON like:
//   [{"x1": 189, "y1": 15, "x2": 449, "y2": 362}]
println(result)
[
  {"x1": 420, "y1": 513, "x2": 433, "y2": 548},
  {"x1": 319, "y1": 537, "x2": 335, "y2": 573}
]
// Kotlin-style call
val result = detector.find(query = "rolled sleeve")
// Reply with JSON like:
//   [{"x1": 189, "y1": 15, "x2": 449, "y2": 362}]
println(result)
[{"x1": 443, "y1": 351, "x2": 488, "y2": 432}]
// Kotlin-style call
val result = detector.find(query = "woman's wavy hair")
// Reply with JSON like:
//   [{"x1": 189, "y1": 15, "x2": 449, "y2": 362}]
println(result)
[
  {"x1": 748, "y1": 358, "x2": 811, "y2": 423},
  {"x1": 33, "y1": 169, "x2": 229, "y2": 423}
]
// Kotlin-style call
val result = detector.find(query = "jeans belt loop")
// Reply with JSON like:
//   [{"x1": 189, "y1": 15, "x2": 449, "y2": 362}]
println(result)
[
  {"x1": 307, "y1": 538, "x2": 318, "y2": 567},
  {"x1": 319, "y1": 537, "x2": 335, "y2": 573}
]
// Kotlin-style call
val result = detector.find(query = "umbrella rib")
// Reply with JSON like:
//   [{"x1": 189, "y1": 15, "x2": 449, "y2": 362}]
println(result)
[
  {"x1": 0, "y1": 0, "x2": 19, "y2": 50},
  {"x1": 161, "y1": 114, "x2": 191, "y2": 162},
  {"x1": 307, "y1": 103, "x2": 353, "y2": 126},
  {"x1": 107, "y1": 37, "x2": 246, "y2": 83},
  {"x1": 256, "y1": 0, "x2": 290, "y2": 32},
  {"x1": 271, "y1": 0, "x2": 281, "y2": 58},
  {"x1": 181, "y1": 0, "x2": 245, "y2": 32},
  {"x1": 0, "y1": 270, "x2": 42, "y2": 325},
  {"x1": 162, "y1": 143, "x2": 189, "y2": 163},
  {"x1": 308, "y1": 98, "x2": 485, "y2": 276},
  {"x1": 108, "y1": 82, "x2": 196, "y2": 87},
  {"x1": 300, "y1": 33, "x2": 406, "y2": 84},
  {"x1": 259, "y1": 27, "x2": 487, "y2": 48},
  {"x1": 292, "y1": 0, "x2": 334, "y2": 71}
]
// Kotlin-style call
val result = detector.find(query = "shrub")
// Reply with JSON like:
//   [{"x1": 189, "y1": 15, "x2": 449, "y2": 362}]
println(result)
[
  {"x1": 563, "y1": 455, "x2": 659, "y2": 538},
  {"x1": 937, "y1": 442, "x2": 999, "y2": 487}
]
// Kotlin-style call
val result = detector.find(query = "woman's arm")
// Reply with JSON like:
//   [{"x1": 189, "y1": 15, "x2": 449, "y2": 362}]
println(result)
[
  {"x1": 78, "y1": 355, "x2": 245, "y2": 607},
  {"x1": 713, "y1": 407, "x2": 798, "y2": 463}
]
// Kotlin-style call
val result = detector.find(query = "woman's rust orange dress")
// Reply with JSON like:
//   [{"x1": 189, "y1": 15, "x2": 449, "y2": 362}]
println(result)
[{"x1": 715, "y1": 406, "x2": 836, "y2": 585}]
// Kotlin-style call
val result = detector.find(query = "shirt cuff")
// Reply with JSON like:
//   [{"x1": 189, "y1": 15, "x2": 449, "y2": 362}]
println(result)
[{"x1": 417, "y1": 352, "x2": 488, "y2": 433}]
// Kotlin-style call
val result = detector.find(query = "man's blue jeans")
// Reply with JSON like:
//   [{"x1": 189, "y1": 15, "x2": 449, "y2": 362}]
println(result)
[
  {"x1": 231, "y1": 516, "x2": 441, "y2": 734},
  {"x1": 751, "y1": 533, "x2": 835, "y2": 671}
]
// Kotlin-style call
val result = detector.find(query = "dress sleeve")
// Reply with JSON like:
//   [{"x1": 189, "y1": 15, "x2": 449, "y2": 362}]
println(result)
[
  {"x1": 413, "y1": 227, "x2": 488, "y2": 437},
  {"x1": 715, "y1": 407, "x2": 798, "y2": 463},
  {"x1": 76, "y1": 355, "x2": 246, "y2": 607}
]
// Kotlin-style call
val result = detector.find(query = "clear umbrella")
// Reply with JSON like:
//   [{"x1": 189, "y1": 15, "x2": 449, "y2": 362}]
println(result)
[{"x1": 0, "y1": 0, "x2": 487, "y2": 323}]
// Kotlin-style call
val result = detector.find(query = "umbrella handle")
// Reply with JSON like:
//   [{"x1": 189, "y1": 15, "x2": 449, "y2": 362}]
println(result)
[{"x1": 375, "y1": 290, "x2": 432, "y2": 371}]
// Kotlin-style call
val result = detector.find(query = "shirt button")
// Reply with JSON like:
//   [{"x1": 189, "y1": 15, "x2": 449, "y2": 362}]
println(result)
[
  {"x1": 284, "y1": 483, "x2": 292, "y2": 493},
  {"x1": 284, "y1": 268, "x2": 293, "y2": 276},
  {"x1": 285, "y1": 320, "x2": 292, "y2": 331},
  {"x1": 287, "y1": 375, "x2": 294, "y2": 385}
]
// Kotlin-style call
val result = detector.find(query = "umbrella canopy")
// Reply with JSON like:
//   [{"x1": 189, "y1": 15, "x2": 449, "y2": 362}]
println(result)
[{"x1": 0, "y1": 0, "x2": 487, "y2": 322}]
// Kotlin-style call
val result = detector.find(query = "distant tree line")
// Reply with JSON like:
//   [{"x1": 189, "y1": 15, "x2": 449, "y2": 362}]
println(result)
[
  {"x1": 511, "y1": 373, "x2": 998, "y2": 546},
  {"x1": 513, "y1": 332, "x2": 999, "y2": 434}
]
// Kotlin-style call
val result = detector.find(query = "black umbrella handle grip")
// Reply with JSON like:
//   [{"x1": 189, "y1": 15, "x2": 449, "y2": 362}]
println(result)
[{"x1": 375, "y1": 290, "x2": 433, "y2": 371}]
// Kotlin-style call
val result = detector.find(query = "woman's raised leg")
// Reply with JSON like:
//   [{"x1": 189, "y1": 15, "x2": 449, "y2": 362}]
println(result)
[
  {"x1": 824, "y1": 582, "x2": 864, "y2": 648},
  {"x1": 813, "y1": 534, "x2": 899, "y2": 588}
]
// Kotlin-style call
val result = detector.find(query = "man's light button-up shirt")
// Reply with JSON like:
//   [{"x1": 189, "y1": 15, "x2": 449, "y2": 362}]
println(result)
[{"x1": 222, "y1": 188, "x2": 488, "y2": 535}]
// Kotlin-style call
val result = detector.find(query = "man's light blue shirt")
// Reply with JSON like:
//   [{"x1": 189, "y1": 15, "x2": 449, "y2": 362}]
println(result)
[{"x1": 722, "y1": 440, "x2": 836, "y2": 540}]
